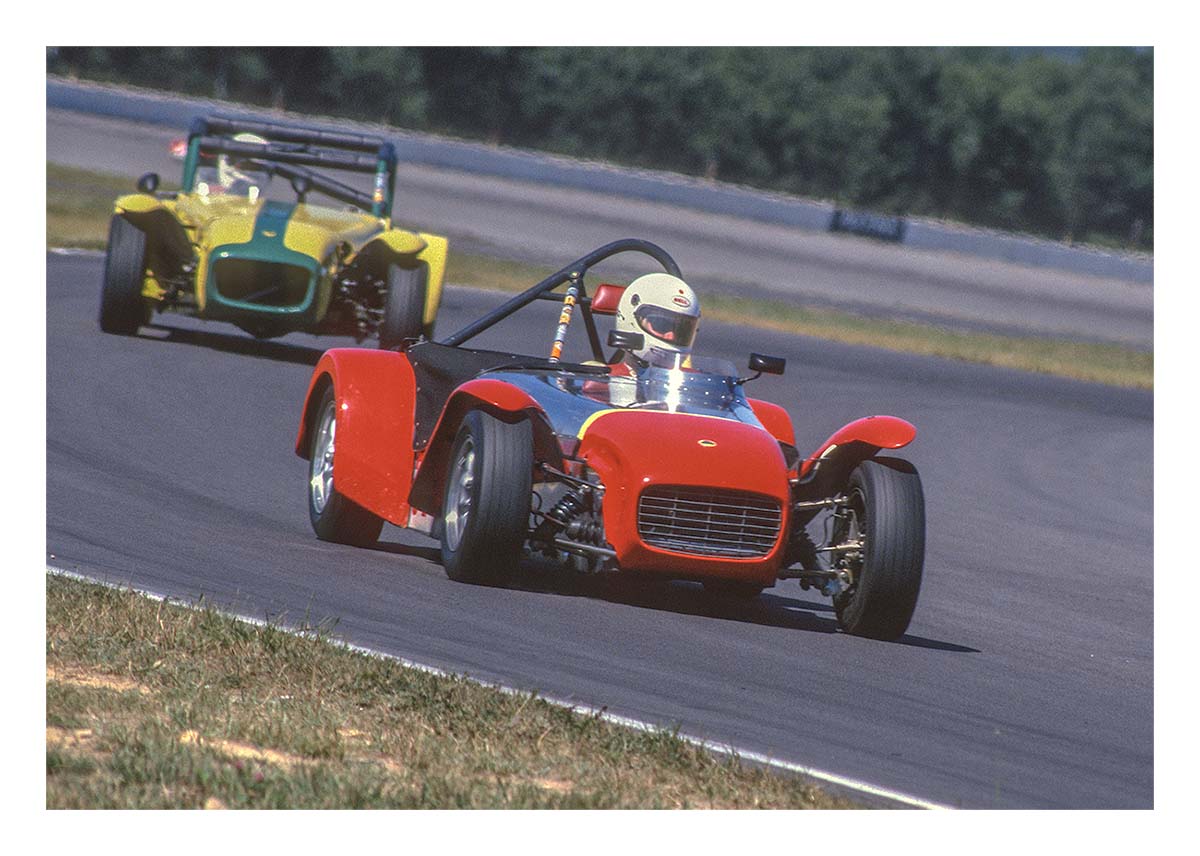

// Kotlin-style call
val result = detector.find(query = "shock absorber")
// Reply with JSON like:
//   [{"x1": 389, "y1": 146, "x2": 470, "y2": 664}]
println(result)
[{"x1": 543, "y1": 491, "x2": 585, "y2": 531}]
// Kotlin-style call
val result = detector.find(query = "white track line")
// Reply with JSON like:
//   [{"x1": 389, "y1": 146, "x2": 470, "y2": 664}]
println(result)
[
  {"x1": 45, "y1": 564, "x2": 952, "y2": 810},
  {"x1": 48, "y1": 247, "x2": 104, "y2": 256}
]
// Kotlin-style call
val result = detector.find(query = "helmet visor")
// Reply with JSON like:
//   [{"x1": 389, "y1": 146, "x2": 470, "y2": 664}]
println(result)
[{"x1": 634, "y1": 305, "x2": 698, "y2": 349}]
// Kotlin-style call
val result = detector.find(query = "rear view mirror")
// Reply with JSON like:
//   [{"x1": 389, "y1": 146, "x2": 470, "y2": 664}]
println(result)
[
  {"x1": 607, "y1": 330, "x2": 644, "y2": 352},
  {"x1": 290, "y1": 174, "x2": 311, "y2": 203},
  {"x1": 748, "y1": 353, "x2": 786, "y2": 375},
  {"x1": 136, "y1": 172, "x2": 160, "y2": 194}
]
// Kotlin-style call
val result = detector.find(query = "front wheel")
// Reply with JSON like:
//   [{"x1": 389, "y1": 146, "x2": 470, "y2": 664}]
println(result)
[
  {"x1": 307, "y1": 386, "x2": 385, "y2": 546},
  {"x1": 440, "y1": 410, "x2": 533, "y2": 585},
  {"x1": 832, "y1": 457, "x2": 925, "y2": 640},
  {"x1": 98, "y1": 215, "x2": 150, "y2": 335},
  {"x1": 378, "y1": 262, "x2": 428, "y2": 350}
]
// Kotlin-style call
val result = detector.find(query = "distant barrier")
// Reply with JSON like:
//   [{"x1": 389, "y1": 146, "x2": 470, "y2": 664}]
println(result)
[{"x1": 829, "y1": 209, "x2": 907, "y2": 243}]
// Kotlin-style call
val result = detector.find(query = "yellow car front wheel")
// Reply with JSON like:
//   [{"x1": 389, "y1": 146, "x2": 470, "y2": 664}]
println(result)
[{"x1": 98, "y1": 216, "x2": 150, "y2": 335}]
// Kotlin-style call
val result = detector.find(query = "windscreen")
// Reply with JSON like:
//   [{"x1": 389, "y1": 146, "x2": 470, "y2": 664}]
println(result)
[{"x1": 479, "y1": 353, "x2": 763, "y2": 439}]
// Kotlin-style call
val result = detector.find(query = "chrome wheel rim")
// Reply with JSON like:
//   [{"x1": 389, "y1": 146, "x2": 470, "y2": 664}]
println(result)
[
  {"x1": 309, "y1": 402, "x2": 336, "y2": 514},
  {"x1": 443, "y1": 437, "x2": 476, "y2": 551},
  {"x1": 841, "y1": 490, "x2": 867, "y2": 585}
]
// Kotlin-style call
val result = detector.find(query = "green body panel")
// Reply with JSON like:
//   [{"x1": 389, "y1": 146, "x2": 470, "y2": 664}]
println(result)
[{"x1": 204, "y1": 201, "x2": 325, "y2": 323}]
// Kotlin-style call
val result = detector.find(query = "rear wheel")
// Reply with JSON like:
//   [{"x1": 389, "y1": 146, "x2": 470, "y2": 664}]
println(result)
[
  {"x1": 307, "y1": 386, "x2": 385, "y2": 546},
  {"x1": 378, "y1": 262, "x2": 428, "y2": 350},
  {"x1": 440, "y1": 410, "x2": 533, "y2": 585},
  {"x1": 98, "y1": 215, "x2": 150, "y2": 335},
  {"x1": 833, "y1": 457, "x2": 925, "y2": 640}
]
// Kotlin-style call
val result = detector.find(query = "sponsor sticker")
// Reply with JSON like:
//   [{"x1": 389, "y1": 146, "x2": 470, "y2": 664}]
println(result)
[{"x1": 673, "y1": 295, "x2": 691, "y2": 307}]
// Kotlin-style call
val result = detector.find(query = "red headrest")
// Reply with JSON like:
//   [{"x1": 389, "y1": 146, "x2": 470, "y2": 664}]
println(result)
[{"x1": 590, "y1": 283, "x2": 626, "y2": 315}]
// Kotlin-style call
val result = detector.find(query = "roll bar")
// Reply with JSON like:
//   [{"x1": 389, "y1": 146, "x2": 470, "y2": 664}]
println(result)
[
  {"x1": 193, "y1": 136, "x2": 387, "y2": 173},
  {"x1": 256, "y1": 161, "x2": 375, "y2": 212},
  {"x1": 201, "y1": 115, "x2": 388, "y2": 153},
  {"x1": 440, "y1": 239, "x2": 683, "y2": 358},
  {"x1": 181, "y1": 114, "x2": 397, "y2": 217}
]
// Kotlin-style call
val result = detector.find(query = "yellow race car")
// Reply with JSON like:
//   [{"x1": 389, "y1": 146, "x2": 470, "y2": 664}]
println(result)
[{"x1": 98, "y1": 114, "x2": 447, "y2": 348}]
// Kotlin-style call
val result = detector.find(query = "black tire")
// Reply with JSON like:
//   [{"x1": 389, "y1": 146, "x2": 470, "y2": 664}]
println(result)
[
  {"x1": 833, "y1": 457, "x2": 925, "y2": 640},
  {"x1": 306, "y1": 386, "x2": 385, "y2": 547},
  {"x1": 378, "y1": 262, "x2": 428, "y2": 350},
  {"x1": 440, "y1": 410, "x2": 533, "y2": 585},
  {"x1": 703, "y1": 580, "x2": 765, "y2": 599},
  {"x1": 98, "y1": 215, "x2": 150, "y2": 335}
]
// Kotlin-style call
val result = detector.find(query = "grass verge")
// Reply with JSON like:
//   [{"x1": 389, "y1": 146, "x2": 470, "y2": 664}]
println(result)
[
  {"x1": 48, "y1": 162, "x2": 1151, "y2": 389},
  {"x1": 46, "y1": 574, "x2": 854, "y2": 809}
]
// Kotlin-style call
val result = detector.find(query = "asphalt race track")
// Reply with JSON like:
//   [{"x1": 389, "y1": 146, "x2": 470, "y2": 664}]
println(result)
[
  {"x1": 47, "y1": 77, "x2": 1155, "y2": 286},
  {"x1": 47, "y1": 109, "x2": 1152, "y2": 349},
  {"x1": 46, "y1": 251, "x2": 1153, "y2": 808}
]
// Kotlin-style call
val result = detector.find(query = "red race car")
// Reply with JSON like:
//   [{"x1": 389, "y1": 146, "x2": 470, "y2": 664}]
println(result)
[{"x1": 296, "y1": 240, "x2": 925, "y2": 640}]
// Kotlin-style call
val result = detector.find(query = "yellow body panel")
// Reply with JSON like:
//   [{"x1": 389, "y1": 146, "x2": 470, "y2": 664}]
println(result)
[
  {"x1": 283, "y1": 205, "x2": 386, "y2": 260},
  {"x1": 414, "y1": 233, "x2": 449, "y2": 328},
  {"x1": 113, "y1": 188, "x2": 449, "y2": 329},
  {"x1": 114, "y1": 193, "x2": 166, "y2": 215},
  {"x1": 165, "y1": 194, "x2": 265, "y2": 310},
  {"x1": 371, "y1": 229, "x2": 428, "y2": 256}
]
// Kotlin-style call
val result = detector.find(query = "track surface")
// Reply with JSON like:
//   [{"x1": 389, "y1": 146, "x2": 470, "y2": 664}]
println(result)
[
  {"x1": 47, "y1": 253, "x2": 1153, "y2": 808},
  {"x1": 48, "y1": 76, "x2": 1155, "y2": 285},
  {"x1": 48, "y1": 109, "x2": 1152, "y2": 348}
]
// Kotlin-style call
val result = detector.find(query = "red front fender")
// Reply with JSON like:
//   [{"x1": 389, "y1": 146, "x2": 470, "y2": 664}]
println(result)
[
  {"x1": 747, "y1": 397, "x2": 796, "y2": 446},
  {"x1": 799, "y1": 415, "x2": 916, "y2": 477},
  {"x1": 295, "y1": 349, "x2": 417, "y2": 525}
]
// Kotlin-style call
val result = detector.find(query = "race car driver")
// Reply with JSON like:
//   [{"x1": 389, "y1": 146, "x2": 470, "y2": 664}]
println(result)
[{"x1": 610, "y1": 272, "x2": 701, "y2": 374}]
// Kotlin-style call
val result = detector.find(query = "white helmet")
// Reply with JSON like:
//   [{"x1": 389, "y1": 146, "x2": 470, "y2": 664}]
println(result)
[
  {"x1": 614, "y1": 273, "x2": 701, "y2": 362},
  {"x1": 218, "y1": 132, "x2": 269, "y2": 191}
]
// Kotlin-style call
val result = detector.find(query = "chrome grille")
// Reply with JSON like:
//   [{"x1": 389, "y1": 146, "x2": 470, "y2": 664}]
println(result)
[{"x1": 637, "y1": 486, "x2": 782, "y2": 558}]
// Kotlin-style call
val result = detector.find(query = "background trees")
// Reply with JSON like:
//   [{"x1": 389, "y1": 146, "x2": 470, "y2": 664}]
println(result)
[{"x1": 48, "y1": 46, "x2": 1153, "y2": 250}]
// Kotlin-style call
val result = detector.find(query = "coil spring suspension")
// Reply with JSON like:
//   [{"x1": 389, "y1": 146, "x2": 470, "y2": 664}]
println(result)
[{"x1": 542, "y1": 491, "x2": 585, "y2": 532}]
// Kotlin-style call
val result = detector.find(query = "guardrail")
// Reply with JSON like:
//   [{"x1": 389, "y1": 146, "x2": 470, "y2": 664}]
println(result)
[{"x1": 48, "y1": 76, "x2": 1152, "y2": 284}]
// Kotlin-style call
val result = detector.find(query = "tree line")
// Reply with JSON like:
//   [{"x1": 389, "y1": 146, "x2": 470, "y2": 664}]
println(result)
[{"x1": 49, "y1": 47, "x2": 1153, "y2": 250}]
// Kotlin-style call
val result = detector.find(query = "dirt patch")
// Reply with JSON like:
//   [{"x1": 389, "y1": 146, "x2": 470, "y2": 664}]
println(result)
[
  {"x1": 177, "y1": 730, "x2": 310, "y2": 770},
  {"x1": 534, "y1": 778, "x2": 574, "y2": 793},
  {"x1": 47, "y1": 666, "x2": 149, "y2": 695},
  {"x1": 46, "y1": 726, "x2": 95, "y2": 749}
]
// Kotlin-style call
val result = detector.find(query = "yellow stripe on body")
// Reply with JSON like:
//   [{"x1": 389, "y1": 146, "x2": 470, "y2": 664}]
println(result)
[{"x1": 575, "y1": 407, "x2": 739, "y2": 441}]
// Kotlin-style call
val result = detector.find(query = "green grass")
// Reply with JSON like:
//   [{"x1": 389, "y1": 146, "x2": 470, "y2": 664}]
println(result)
[
  {"x1": 445, "y1": 253, "x2": 1152, "y2": 390},
  {"x1": 45, "y1": 574, "x2": 854, "y2": 809},
  {"x1": 46, "y1": 163, "x2": 172, "y2": 249},
  {"x1": 48, "y1": 162, "x2": 1151, "y2": 389}
]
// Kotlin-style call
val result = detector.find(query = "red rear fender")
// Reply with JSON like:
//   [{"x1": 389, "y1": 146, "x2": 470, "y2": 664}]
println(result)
[{"x1": 295, "y1": 349, "x2": 417, "y2": 525}]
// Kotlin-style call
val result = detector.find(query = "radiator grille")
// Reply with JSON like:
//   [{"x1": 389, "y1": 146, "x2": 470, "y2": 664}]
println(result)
[
  {"x1": 212, "y1": 259, "x2": 311, "y2": 308},
  {"x1": 637, "y1": 486, "x2": 782, "y2": 558}
]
